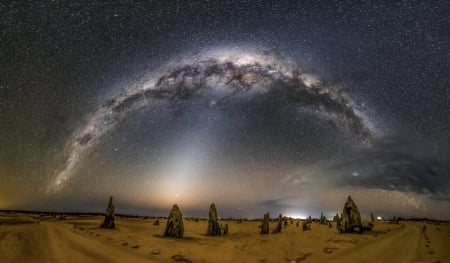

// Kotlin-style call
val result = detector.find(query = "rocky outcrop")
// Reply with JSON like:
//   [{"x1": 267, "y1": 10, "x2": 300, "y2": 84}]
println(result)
[
  {"x1": 333, "y1": 213, "x2": 340, "y2": 222},
  {"x1": 163, "y1": 204, "x2": 184, "y2": 238},
  {"x1": 272, "y1": 214, "x2": 283, "y2": 234},
  {"x1": 222, "y1": 223, "x2": 228, "y2": 235},
  {"x1": 100, "y1": 196, "x2": 115, "y2": 228},
  {"x1": 337, "y1": 196, "x2": 363, "y2": 233},
  {"x1": 261, "y1": 213, "x2": 270, "y2": 234},
  {"x1": 319, "y1": 212, "x2": 327, "y2": 224},
  {"x1": 302, "y1": 219, "x2": 311, "y2": 231},
  {"x1": 206, "y1": 203, "x2": 221, "y2": 236}
]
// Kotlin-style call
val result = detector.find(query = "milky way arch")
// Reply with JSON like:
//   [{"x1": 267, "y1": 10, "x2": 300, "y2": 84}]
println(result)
[{"x1": 48, "y1": 49, "x2": 373, "y2": 193}]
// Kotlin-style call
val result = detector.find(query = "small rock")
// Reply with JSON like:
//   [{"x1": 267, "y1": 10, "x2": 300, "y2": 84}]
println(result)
[
  {"x1": 151, "y1": 249, "x2": 160, "y2": 255},
  {"x1": 172, "y1": 254, "x2": 185, "y2": 261},
  {"x1": 132, "y1": 244, "x2": 139, "y2": 248},
  {"x1": 122, "y1": 242, "x2": 128, "y2": 246},
  {"x1": 323, "y1": 248, "x2": 333, "y2": 254}
]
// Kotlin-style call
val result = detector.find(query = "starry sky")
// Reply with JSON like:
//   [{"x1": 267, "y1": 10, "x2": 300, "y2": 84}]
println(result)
[{"x1": 1, "y1": 0, "x2": 449, "y2": 219}]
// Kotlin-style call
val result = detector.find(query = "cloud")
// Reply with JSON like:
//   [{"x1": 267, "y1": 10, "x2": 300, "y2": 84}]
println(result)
[{"x1": 283, "y1": 137, "x2": 450, "y2": 201}]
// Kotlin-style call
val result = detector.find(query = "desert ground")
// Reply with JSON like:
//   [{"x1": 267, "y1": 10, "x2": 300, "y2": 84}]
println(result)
[{"x1": 0, "y1": 212, "x2": 448, "y2": 263}]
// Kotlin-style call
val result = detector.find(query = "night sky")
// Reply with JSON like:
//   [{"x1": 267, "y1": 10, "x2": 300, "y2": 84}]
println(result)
[{"x1": 1, "y1": 0, "x2": 449, "y2": 219}]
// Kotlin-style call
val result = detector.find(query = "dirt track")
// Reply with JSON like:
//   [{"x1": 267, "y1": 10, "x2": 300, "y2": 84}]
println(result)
[
  {"x1": 324, "y1": 223, "x2": 424, "y2": 263},
  {"x1": 0, "y1": 220, "x2": 153, "y2": 263}
]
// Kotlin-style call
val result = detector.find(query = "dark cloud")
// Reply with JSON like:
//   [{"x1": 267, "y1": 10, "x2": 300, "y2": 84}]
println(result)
[{"x1": 327, "y1": 137, "x2": 450, "y2": 200}]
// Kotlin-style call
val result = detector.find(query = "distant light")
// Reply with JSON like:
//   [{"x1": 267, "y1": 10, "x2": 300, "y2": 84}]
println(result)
[
  {"x1": 377, "y1": 216, "x2": 382, "y2": 220},
  {"x1": 352, "y1": 172, "x2": 359, "y2": 177},
  {"x1": 286, "y1": 214, "x2": 306, "y2": 219}
]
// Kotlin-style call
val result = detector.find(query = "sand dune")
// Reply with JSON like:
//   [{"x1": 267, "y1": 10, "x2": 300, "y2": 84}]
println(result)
[{"x1": 0, "y1": 213, "x2": 448, "y2": 263}]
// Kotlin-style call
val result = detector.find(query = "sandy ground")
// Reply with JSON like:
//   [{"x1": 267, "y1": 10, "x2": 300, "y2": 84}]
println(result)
[{"x1": 0, "y1": 212, "x2": 448, "y2": 263}]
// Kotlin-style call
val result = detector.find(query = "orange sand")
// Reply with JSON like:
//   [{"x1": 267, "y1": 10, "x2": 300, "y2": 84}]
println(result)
[{"x1": 0, "y1": 212, "x2": 448, "y2": 263}]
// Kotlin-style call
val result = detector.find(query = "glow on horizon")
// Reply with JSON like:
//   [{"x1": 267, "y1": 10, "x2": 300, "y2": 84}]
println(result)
[{"x1": 285, "y1": 213, "x2": 307, "y2": 219}]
